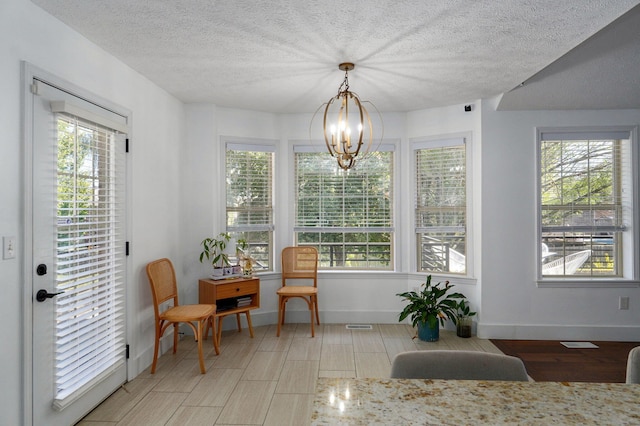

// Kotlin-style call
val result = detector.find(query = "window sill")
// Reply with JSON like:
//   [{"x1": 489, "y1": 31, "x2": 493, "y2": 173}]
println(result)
[{"x1": 537, "y1": 279, "x2": 640, "y2": 288}]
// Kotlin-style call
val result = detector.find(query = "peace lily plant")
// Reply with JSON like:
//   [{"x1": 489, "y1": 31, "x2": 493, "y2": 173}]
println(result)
[{"x1": 396, "y1": 275, "x2": 465, "y2": 341}]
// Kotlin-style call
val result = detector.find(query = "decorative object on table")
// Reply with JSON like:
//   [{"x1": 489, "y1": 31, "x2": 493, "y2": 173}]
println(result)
[
  {"x1": 396, "y1": 275, "x2": 464, "y2": 342},
  {"x1": 236, "y1": 237, "x2": 256, "y2": 276},
  {"x1": 455, "y1": 299, "x2": 476, "y2": 338},
  {"x1": 199, "y1": 232, "x2": 231, "y2": 278},
  {"x1": 310, "y1": 62, "x2": 383, "y2": 170}
]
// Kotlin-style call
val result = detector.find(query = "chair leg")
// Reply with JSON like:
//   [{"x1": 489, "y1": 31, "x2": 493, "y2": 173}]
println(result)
[
  {"x1": 173, "y1": 323, "x2": 179, "y2": 354},
  {"x1": 151, "y1": 321, "x2": 161, "y2": 374},
  {"x1": 208, "y1": 316, "x2": 220, "y2": 355},
  {"x1": 196, "y1": 320, "x2": 206, "y2": 374},
  {"x1": 277, "y1": 296, "x2": 284, "y2": 337},
  {"x1": 203, "y1": 317, "x2": 210, "y2": 340},
  {"x1": 314, "y1": 296, "x2": 320, "y2": 325},
  {"x1": 281, "y1": 297, "x2": 287, "y2": 324},
  {"x1": 308, "y1": 297, "x2": 315, "y2": 338}
]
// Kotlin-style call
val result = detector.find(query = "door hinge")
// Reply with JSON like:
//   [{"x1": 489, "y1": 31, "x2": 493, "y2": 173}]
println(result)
[
  {"x1": 30, "y1": 81, "x2": 39, "y2": 95},
  {"x1": 126, "y1": 138, "x2": 130, "y2": 153},
  {"x1": 126, "y1": 344, "x2": 130, "y2": 359},
  {"x1": 126, "y1": 241, "x2": 130, "y2": 256}
]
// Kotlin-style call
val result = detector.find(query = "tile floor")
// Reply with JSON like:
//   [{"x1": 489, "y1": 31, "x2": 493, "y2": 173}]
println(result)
[{"x1": 78, "y1": 323, "x2": 503, "y2": 425}]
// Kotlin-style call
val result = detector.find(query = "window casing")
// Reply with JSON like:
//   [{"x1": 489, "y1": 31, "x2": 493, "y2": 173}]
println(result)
[
  {"x1": 414, "y1": 138, "x2": 467, "y2": 275},
  {"x1": 538, "y1": 129, "x2": 635, "y2": 279},
  {"x1": 294, "y1": 147, "x2": 394, "y2": 270},
  {"x1": 226, "y1": 143, "x2": 275, "y2": 271}
]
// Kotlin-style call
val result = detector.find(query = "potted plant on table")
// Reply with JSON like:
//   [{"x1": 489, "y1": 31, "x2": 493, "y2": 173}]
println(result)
[
  {"x1": 455, "y1": 299, "x2": 476, "y2": 338},
  {"x1": 396, "y1": 275, "x2": 464, "y2": 342},
  {"x1": 199, "y1": 232, "x2": 231, "y2": 278}
]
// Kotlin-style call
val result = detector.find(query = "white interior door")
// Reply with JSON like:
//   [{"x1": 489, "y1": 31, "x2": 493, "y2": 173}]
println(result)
[{"x1": 31, "y1": 78, "x2": 128, "y2": 426}]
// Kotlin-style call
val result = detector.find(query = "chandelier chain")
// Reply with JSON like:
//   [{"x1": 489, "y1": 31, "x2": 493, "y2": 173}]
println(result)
[{"x1": 338, "y1": 70, "x2": 350, "y2": 95}]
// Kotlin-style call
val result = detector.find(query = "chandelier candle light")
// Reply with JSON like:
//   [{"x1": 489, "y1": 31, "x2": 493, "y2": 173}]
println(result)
[{"x1": 320, "y1": 63, "x2": 382, "y2": 170}]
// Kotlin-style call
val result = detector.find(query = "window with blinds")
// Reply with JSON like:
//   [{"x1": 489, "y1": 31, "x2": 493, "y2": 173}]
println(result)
[
  {"x1": 538, "y1": 129, "x2": 635, "y2": 278},
  {"x1": 226, "y1": 143, "x2": 274, "y2": 271},
  {"x1": 54, "y1": 113, "x2": 126, "y2": 408},
  {"x1": 414, "y1": 138, "x2": 467, "y2": 274},
  {"x1": 294, "y1": 148, "x2": 394, "y2": 270}
]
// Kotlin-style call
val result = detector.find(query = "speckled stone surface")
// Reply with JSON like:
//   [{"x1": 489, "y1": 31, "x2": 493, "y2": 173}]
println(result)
[{"x1": 312, "y1": 378, "x2": 640, "y2": 425}]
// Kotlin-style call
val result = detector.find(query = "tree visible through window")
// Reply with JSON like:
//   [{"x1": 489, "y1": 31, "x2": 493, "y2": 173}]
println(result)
[
  {"x1": 294, "y1": 149, "x2": 394, "y2": 269},
  {"x1": 226, "y1": 143, "x2": 274, "y2": 271},
  {"x1": 414, "y1": 138, "x2": 467, "y2": 274},
  {"x1": 539, "y1": 130, "x2": 634, "y2": 278}
]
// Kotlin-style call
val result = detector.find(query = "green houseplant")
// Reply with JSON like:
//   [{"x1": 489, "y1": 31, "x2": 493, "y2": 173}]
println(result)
[
  {"x1": 396, "y1": 275, "x2": 464, "y2": 341},
  {"x1": 455, "y1": 299, "x2": 476, "y2": 338},
  {"x1": 199, "y1": 232, "x2": 231, "y2": 277}
]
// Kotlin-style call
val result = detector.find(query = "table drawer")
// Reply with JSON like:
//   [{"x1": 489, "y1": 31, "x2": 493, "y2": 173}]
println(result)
[{"x1": 216, "y1": 280, "x2": 259, "y2": 299}]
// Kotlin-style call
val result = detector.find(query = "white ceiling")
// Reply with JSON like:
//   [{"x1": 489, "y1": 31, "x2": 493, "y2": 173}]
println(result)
[{"x1": 30, "y1": 0, "x2": 640, "y2": 113}]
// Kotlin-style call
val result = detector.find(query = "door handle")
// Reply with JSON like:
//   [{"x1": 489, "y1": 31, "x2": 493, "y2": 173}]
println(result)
[{"x1": 36, "y1": 289, "x2": 64, "y2": 302}]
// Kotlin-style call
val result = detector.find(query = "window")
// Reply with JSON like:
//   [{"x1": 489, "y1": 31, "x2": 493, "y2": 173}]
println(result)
[
  {"x1": 54, "y1": 111, "x2": 126, "y2": 406},
  {"x1": 294, "y1": 147, "x2": 394, "y2": 270},
  {"x1": 538, "y1": 129, "x2": 636, "y2": 278},
  {"x1": 414, "y1": 137, "x2": 467, "y2": 274},
  {"x1": 226, "y1": 142, "x2": 275, "y2": 271}
]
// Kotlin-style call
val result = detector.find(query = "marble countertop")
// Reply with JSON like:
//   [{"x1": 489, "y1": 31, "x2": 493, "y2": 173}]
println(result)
[{"x1": 312, "y1": 377, "x2": 640, "y2": 425}]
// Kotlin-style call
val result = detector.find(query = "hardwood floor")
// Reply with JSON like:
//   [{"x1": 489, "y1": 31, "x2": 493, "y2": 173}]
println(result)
[
  {"x1": 77, "y1": 323, "x2": 502, "y2": 425},
  {"x1": 491, "y1": 339, "x2": 639, "y2": 383}
]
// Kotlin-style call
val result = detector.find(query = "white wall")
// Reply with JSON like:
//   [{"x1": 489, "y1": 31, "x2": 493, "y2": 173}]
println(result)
[
  {"x1": 479, "y1": 96, "x2": 640, "y2": 339},
  {"x1": 1, "y1": 0, "x2": 184, "y2": 423}
]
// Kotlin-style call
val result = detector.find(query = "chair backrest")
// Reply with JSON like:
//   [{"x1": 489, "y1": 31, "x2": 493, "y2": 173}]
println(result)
[
  {"x1": 281, "y1": 246, "x2": 318, "y2": 287},
  {"x1": 146, "y1": 258, "x2": 179, "y2": 317},
  {"x1": 626, "y1": 346, "x2": 640, "y2": 384},
  {"x1": 390, "y1": 350, "x2": 529, "y2": 381}
]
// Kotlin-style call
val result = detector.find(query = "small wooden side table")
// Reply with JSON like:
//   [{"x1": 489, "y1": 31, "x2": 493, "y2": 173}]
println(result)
[{"x1": 199, "y1": 277, "x2": 260, "y2": 347}]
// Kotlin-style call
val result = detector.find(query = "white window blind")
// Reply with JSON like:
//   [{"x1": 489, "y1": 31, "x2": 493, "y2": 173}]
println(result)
[
  {"x1": 53, "y1": 113, "x2": 126, "y2": 409},
  {"x1": 294, "y1": 149, "x2": 394, "y2": 269},
  {"x1": 414, "y1": 138, "x2": 467, "y2": 274},
  {"x1": 226, "y1": 143, "x2": 274, "y2": 270},
  {"x1": 539, "y1": 130, "x2": 633, "y2": 277}
]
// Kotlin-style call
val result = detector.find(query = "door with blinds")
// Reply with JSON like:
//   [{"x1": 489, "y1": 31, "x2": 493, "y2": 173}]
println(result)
[{"x1": 31, "y1": 78, "x2": 127, "y2": 425}]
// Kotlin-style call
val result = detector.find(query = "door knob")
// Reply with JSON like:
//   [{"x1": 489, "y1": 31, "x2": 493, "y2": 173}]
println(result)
[{"x1": 36, "y1": 289, "x2": 64, "y2": 302}]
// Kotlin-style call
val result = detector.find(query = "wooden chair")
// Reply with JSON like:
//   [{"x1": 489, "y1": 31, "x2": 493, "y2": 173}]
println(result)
[
  {"x1": 390, "y1": 350, "x2": 530, "y2": 381},
  {"x1": 277, "y1": 246, "x2": 319, "y2": 337},
  {"x1": 146, "y1": 258, "x2": 219, "y2": 374},
  {"x1": 626, "y1": 346, "x2": 640, "y2": 384}
]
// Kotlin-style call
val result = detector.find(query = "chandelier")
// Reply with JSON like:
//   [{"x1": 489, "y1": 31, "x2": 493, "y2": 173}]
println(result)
[{"x1": 318, "y1": 63, "x2": 381, "y2": 170}]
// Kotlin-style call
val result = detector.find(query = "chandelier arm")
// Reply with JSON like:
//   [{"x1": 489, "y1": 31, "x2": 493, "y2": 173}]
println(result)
[{"x1": 322, "y1": 98, "x2": 337, "y2": 158}]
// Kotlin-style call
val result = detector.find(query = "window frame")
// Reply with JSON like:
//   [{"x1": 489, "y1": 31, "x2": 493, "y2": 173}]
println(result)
[
  {"x1": 224, "y1": 139, "x2": 276, "y2": 272},
  {"x1": 292, "y1": 143, "x2": 396, "y2": 271},
  {"x1": 536, "y1": 126, "x2": 640, "y2": 287},
  {"x1": 412, "y1": 135, "x2": 471, "y2": 276}
]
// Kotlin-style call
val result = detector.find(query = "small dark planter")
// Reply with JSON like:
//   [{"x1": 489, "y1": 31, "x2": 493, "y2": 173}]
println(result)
[{"x1": 456, "y1": 317, "x2": 472, "y2": 338}]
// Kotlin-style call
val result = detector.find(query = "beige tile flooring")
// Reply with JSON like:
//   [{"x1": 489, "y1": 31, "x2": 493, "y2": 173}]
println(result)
[{"x1": 78, "y1": 323, "x2": 503, "y2": 426}]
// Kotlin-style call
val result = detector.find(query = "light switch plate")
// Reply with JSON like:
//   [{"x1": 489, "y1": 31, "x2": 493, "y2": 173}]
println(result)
[{"x1": 3, "y1": 236, "x2": 16, "y2": 260}]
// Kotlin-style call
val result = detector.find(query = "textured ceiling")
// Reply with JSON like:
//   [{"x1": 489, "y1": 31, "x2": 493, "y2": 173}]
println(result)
[{"x1": 30, "y1": 0, "x2": 640, "y2": 113}]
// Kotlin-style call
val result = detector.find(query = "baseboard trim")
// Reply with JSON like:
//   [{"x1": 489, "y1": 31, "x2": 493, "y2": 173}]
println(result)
[{"x1": 478, "y1": 323, "x2": 640, "y2": 342}]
